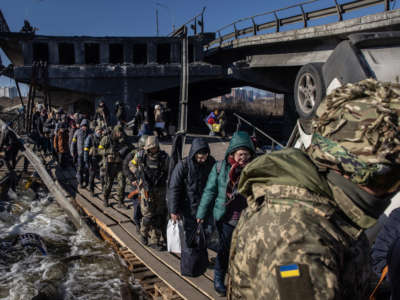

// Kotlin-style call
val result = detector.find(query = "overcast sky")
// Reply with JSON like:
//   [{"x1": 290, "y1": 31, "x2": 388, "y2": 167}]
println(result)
[{"x1": 0, "y1": 0, "x2": 393, "y2": 94}]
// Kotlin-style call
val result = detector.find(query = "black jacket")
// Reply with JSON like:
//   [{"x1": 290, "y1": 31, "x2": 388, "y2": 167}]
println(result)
[
  {"x1": 371, "y1": 207, "x2": 400, "y2": 298},
  {"x1": 168, "y1": 138, "x2": 215, "y2": 218}
]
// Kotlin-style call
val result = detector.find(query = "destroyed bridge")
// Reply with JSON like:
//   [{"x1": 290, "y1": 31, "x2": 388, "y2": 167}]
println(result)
[{"x1": 0, "y1": 0, "x2": 400, "y2": 134}]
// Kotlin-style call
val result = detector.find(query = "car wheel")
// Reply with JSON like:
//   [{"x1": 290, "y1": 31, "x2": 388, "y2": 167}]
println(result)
[{"x1": 294, "y1": 63, "x2": 325, "y2": 119}]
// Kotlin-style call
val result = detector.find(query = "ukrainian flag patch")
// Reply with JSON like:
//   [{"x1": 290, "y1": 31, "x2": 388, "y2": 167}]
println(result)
[{"x1": 279, "y1": 264, "x2": 300, "y2": 278}]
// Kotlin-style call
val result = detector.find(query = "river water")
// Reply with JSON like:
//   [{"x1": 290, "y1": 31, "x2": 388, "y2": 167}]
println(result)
[{"x1": 0, "y1": 185, "x2": 135, "y2": 300}]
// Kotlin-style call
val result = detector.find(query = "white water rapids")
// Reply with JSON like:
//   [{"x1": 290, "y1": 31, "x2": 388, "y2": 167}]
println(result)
[{"x1": 0, "y1": 187, "x2": 135, "y2": 300}]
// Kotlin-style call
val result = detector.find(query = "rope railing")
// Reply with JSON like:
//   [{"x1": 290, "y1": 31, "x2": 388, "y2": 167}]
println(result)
[
  {"x1": 206, "y1": 0, "x2": 394, "y2": 49},
  {"x1": 233, "y1": 113, "x2": 284, "y2": 150}
]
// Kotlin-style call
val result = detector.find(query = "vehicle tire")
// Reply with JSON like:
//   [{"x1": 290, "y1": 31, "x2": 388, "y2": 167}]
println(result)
[{"x1": 294, "y1": 63, "x2": 325, "y2": 119}]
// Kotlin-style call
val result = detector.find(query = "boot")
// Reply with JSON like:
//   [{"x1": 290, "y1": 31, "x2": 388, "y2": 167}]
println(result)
[
  {"x1": 140, "y1": 235, "x2": 148, "y2": 245},
  {"x1": 118, "y1": 200, "x2": 126, "y2": 209},
  {"x1": 90, "y1": 189, "x2": 94, "y2": 197},
  {"x1": 103, "y1": 195, "x2": 109, "y2": 207},
  {"x1": 214, "y1": 270, "x2": 226, "y2": 296},
  {"x1": 135, "y1": 222, "x2": 141, "y2": 234}
]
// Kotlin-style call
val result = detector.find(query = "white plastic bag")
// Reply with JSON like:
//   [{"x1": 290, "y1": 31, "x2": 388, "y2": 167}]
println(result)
[{"x1": 167, "y1": 219, "x2": 183, "y2": 253}]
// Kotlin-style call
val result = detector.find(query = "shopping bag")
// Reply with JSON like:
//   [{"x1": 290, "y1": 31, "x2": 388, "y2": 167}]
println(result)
[
  {"x1": 167, "y1": 219, "x2": 183, "y2": 254},
  {"x1": 180, "y1": 223, "x2": 209, "y2": 277}
]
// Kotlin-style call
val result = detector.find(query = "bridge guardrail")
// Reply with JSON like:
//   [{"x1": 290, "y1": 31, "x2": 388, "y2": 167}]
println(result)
[
  {"x1": 233, "y1": 112, "x2": 285, "y2": 150},
  {"x1": 206, "y1": 0, "x2": 395, "y2": 49}
]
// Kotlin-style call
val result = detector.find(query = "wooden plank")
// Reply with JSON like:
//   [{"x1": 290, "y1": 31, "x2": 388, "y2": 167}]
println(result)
[
  {"x1": 107, "y1": 225, "x2": 210, "y2": 300},
  {"x1": 76, "y1": 186, "x2": 130, "y2": 223},
  {"x1": 120, "y1": 222, "x2": 224, "y2": 300},
  {"x1": 62, "y1": 182, "x2": 116, "y2": 227},
  {"x1": 75, "y1": 195, "x2": 117, "y2": 227}
]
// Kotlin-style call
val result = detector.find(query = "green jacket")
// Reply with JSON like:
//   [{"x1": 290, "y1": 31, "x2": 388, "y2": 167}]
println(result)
[{"x1": 196, "y1": 131, "x2": 255, "y2": 221}]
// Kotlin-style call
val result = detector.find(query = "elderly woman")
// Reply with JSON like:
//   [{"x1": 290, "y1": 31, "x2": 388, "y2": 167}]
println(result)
[{"x1": 196, "y1": 131, "x2": 255, "y2": 296}]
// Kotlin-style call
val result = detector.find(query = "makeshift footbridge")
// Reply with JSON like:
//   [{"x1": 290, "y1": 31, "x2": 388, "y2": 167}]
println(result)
[{"x1": 1, "y1": 119, "x2": 226, "y2": 300}]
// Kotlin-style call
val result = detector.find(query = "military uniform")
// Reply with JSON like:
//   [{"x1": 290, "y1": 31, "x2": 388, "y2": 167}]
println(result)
[
  {"x1": 84, "y1": 127, "x2": 103, "y2": 195},
  {"x1": 122, "y1": 135, "x2": 148, "y2": 229},
  {"x1": 228, "y1": 149, "x2": 371, "y2": 300},
  {"x1": 228, "y1": 79, "x2": 400, "y2": 300},
  {"x1": 94, "y1": 103, "x2": 109, "y2": 128},
  {"x1": 98, "y1": 125, "x2": 129, "y2": 207},
  {"x1": 133, "y1": 136, "x2": 169, "y2": 247}
]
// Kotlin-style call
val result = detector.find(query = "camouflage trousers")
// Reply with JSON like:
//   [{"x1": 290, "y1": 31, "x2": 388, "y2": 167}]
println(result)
[
  {"x1": 103, "y1": 163, "x2": 126, "y2": 202},
  {"x1": 139, "y1": 187, "x2": 167, "y2": 245}
]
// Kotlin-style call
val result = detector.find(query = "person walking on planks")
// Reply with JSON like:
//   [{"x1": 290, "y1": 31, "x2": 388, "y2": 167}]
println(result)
[
  {"x1": 0, "y1": 122, "x2": 22, "y2": 170},
  {"x1": 53, "y1": 122, "x2": 69, "y2": 168},
  {"x1": 132, "y1": 135, "x2": 169, "y2": 250},
  {"x1": 196, "y1": 131, "x2": 255, "y2": 296},
  {"x1": 228, "y1": 79, "x2": 400, "y2": 300},
  {"x1": 84, "y1": 125, "x2": 104, "y2": 197},
  {"x1": 94, "y1": 100, "x2": 110, "y2": 129},
  {"x1": 122, "y1": 134, "x2": 148, "y2": 232},
  {"x1": 98, "y1": 124, "x2": 130, "y2": 208},
  {"x1": 168, "y1": 138, "x2": 216, "y2": 245},
  {"x1": 70, "y1": 119, "x2": 90, "y2": 189}
]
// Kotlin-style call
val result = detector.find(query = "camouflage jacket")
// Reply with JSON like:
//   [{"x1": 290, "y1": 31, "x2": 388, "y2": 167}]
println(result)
[
  {"x1": 228, "y1": 148, "x2": 371, "y2": 300},
  {"x1": 98, "y1": 134, "x2": 129, "y2": 164}
]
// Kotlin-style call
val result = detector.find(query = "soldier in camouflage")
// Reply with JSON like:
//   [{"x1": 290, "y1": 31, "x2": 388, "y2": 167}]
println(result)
[
  {"x1": 132, "y1": 136, "x2": 169, "y2": 250},
  {"x1": 228, "y1": 79, "x2": 400, "y2": 300},
  {"x1": 122, "y1": 134, "x2": 149, "y2": 232},
  {"x1": 84, "y1": 126, "x2": 104, "y2": 197},
  {"x1": 98, "y1": 124, "x2": 130, "y2": 208}
]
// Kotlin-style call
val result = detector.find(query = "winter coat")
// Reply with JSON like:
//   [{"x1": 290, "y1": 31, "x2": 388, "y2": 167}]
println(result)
[
  {"x1": 83, "y1": 133, "x2": 102, "y2": 163},
  {"x1": 168, "y1": 138, "x2": 216, "y2": 218},
  {"x1": 70, "y1": 128, "x2": 89, "y2": 157},
  {"x1": 206, "y1": 112, "x2": 218, "y2": 124},
  {"x1": 68, "y1": 127, "x2": 77, "y2": 150},
  {"x1": 43, "y1": 117, "x2": 56, "y2": 136},
  {"x1": 32, "y1": 112, "x2": 46, "y2": 135},
  {"x1": 196, "y1": 131, "x2": 255, "y2": 221},
  {"x1": 53, "y1": 129, "x2": 69, "y2": 154},
  {"x1": 371, "y1": 207, "x2": 400, "y2": 293}
]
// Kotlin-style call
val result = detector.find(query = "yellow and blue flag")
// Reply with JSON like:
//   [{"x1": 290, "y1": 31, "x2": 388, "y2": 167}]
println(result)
[{"x1": 279, "y1": 264, "x2": 300, "y2": 278}]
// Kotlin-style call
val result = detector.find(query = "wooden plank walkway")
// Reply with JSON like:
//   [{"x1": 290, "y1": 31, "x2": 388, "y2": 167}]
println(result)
[
  {"x1": 43, "y1": 156, "x2": 223, "y2": 300},
  {"x1": 0, "y1": 118, "x2": 225, "y2": 299}
]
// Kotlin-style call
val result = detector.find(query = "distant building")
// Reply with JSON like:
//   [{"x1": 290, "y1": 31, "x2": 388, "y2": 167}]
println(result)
[{"x1": 0, "y1": 86, "x2": 18, "y2": 98}]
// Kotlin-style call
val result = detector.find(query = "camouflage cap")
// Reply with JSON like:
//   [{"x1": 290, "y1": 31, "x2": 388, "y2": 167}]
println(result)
[{"x1": 307, "y1": 79, "x2": 400, "y2": 190}]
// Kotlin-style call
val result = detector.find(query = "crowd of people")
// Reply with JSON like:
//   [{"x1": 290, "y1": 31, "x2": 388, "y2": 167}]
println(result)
[{"x1": 1, "y1": 78, "x2": 400, "y2": 299}]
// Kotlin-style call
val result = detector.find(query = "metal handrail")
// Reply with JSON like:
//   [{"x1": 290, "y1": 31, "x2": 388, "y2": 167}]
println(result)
[
  {"x1": 206, "y1": 0, "x2": 393, "y2": 48},
  {"x1": 233, "y1": 113, "x2": 284, "y2": 149}
]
